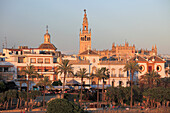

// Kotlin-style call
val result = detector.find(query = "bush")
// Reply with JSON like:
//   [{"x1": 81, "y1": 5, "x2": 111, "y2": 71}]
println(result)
[{"x1": 47, "y1": 99, "x2": 85, "y2": 113}]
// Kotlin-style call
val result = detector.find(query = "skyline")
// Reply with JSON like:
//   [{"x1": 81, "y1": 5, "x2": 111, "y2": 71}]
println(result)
[{"x1": 0, "y1": 0, "x2": 170, "y2": 55}]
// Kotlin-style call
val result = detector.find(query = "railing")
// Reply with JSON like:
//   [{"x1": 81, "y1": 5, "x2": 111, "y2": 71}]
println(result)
[
  {"x1": 110, "y1": 74, "x2": 116, "y2": 77},
  {"x1": 99, "y1": 60, "x2": 126, "y2": 65},
  {"x1": 119, "y1": 74, "x2": 124, "y2": 77}
]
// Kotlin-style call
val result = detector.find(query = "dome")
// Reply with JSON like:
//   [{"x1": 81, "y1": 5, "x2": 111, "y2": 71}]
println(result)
[{"x1": 39, "y1": 43, "x2": 57, "y2": 50}]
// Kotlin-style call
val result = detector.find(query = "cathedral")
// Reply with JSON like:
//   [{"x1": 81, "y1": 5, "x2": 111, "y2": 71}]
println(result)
[{"x1": 0, "y1": 9, "x2": 167, "y2": 89}]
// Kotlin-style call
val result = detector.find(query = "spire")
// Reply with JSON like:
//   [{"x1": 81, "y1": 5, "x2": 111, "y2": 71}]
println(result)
[
  {"x1": 46, "y1": 25, "x2": 48, "y2": 33},
  {"x1": 82, "y1": 9, "x2": 88, "y2": 32},
  {"x1": 44, "y1": 25, "x2": 50, "y2": 43},
  {"x1": 152, "y1": 45, "x2": 154, "y2": 51},
  {"x1": 155, "y1": 44, "x2": 157, "y2": 49}
]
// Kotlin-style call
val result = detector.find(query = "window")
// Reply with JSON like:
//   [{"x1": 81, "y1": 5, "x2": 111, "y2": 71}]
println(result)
[
  {"x1": 156, "y1": 65, "x2": 162, "y2": 72},
  {"x1": 45, "y1": 58, "x2": 50, "y2": 64},
  {"x1": 38, "y1": 58, "x2": 43, "y2": 63},
  {"x1": 85, "y1": 36, "x2": 86, "y2": 41},
  {"x1": 30, "y1": 58, "x2": 36, "y2": 63},
  {"x1": 0, "y1": 67, "x2": 3, "y2": 72},
  {"x1": 139, "y1": 65, "x2": 145, "y2": 72},
  {"x1": 4, "y1": 67, "x2": 8, "y2": 72},
  {"x1": 18, "y1": 57, "x2": 25, "y2": 63},
  {"x1": 119, "y1": 81, "x2": 122, "y2": 87},
  {"x1": 38, "y1": 69, "x2": 42, "y2": 72},
  {"x1": 112, "y1": 80, "x2": 115, "y2": 87},
  {"x1": 111, "y1": 68, "x2": 116, "y2": 77},
  {"x1": 53, "y1": 58, "x2": 57, "y2": 63}
]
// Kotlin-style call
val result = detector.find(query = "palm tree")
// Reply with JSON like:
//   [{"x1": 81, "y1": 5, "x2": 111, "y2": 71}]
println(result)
[
  {"x1": 160, "y1": 77, "x2": 170, "y2": 88},
  {"x1": 91, "y1": 68, "x2": 105, "y2": 108},
  {"x1": 56, "y1": 59, "x2": 73, "y2": 98},
  {"x1": 22, "y1": 63, "x2": 37, "y2": 111},
  {"x1": 18, "y1": 91, "x2": 27, "y2": 108},
  {"x1": 36, "y1": 76, "x2": 52, "y2": 110},
  {"x1": 75, "y1": 68, "x2": 89, "y2": 106},
  {"x1": 123, "y1": 61, "x2": 140, "y2": 108},
  {"x1": 101, "y1": 67, "x2": 110, "y2": 102},
  {"x1": 139, "y1": 70, "x2": 161, "y2": 89}
]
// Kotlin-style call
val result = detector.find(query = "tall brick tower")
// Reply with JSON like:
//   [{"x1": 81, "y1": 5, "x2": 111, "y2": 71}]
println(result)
[{"x1": 79, "y1": 9, "x2": 91, "y2": 53}]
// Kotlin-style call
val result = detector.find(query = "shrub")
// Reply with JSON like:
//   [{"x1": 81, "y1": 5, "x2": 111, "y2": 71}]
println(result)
[{"x1": 47, "y1": 99, "x2": 85, "y2": 113}]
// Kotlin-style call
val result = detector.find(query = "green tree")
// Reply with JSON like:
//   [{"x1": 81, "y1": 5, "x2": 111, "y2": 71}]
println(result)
[
  {"x1": 5, "y1": 90, "x2": 17, "y2": 109},
  {"x1": 139, "y1": 70, "x2": 161, "y2": 89},
  {"x1": 52, "y1": 79, "x2": 62, "y2": 86},
  {"x1": 75, "y1": 68, "x2": 89, "y2": 106},
  {"x1": 91, "y1": 68, "x2": 105, "y2": 108},
  {"x1": 18, "y1": 91, "x2": 27, "y2": 108},
  {"x1": 160, "y1": 77, "x2": 170, "y2": 88},
  {"x1": 0, "y1": 93, "x2": 5, "y2": 107},
  {"x1": 0, "y1": 81, "x2": 6, "y2": 93},
  {"x1": 47, "y1": 99, "x2": 84, "y2": 113},
  {"x1": 29, "y1": 90, "x2": 41, "y2": 109},
  {"x1": 56, "y1": 59, "x2": 73, "y2": 98},
  {"x1": 22, "y1": 63, "x2": 38, "y2": 111},
  {"x1": 101, "y1": 67, "x2": 110, "y2": 102},
  {"x1": 36, "y1": 76, "x2": 52, "y2": 109},
  {"x1": 123, "y1": 61, "x2": 140, "y2": 108}
]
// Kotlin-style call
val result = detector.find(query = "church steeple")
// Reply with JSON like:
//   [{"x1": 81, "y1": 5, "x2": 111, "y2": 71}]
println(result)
[
  {"x1": 82, "y1": 9, "x2": 88, "y2": 32},
  {"x1": 44, "y1": 25, "x2": 51, "y2": 43},
  {"x1": 79, "y1": 9, "x2": 91, "y2": 53}
]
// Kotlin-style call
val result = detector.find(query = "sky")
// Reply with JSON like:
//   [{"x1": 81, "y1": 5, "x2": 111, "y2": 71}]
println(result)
[{"x1": 0, "y1": 0, "x2": 170, "y2": 55}]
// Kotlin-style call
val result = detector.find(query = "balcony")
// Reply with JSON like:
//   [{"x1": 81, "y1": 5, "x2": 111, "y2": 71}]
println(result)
[
  {"x1": 110, "y1": 74, "x2": 116, "y2": 77},
  {"x1": 119, "y1": 74, "x2": 124, "y2": 77}
]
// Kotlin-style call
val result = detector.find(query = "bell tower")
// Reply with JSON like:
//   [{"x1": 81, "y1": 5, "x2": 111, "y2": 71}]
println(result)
[
  {"x1": 44, "y1": 25, "x2": 51, "y2": 43},
  {"x1": 79, "y1": 9, "x2": 91, "y2": 53}
]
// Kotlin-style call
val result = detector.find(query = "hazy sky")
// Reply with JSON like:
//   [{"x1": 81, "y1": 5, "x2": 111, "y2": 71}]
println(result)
[{"x1": 0, "y1": 0, "x2": 170, "y2": 54}]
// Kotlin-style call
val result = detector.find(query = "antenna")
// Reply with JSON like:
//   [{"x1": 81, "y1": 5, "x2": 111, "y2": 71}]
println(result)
[
  {"x1": 2, "y1": 42, "x2": 4, "y2": 49},
  {"x1": 5, "y1": 37, "x2": 7, "y2": 49}
]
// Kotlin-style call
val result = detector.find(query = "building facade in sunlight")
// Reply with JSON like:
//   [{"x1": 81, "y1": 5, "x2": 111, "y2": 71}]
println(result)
[
  {"x1": 1, "y1": 26, "x2": 61, "y2": 89},
  {"x1": 0, "y1": 9, "x2": 167, "y2": 90}
]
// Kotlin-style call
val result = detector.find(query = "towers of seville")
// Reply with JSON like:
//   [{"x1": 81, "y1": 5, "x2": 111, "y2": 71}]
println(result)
[{"x1": 79, "y1": 9, "x2": 91, "y2": 54}]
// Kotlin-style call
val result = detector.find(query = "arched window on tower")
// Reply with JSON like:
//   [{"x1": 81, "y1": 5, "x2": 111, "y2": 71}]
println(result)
[
  {"x1": 85, "y1": 35, "x2": 86, "y2": 41},
  {"x1": 85, "y1": 26, "x2": 86, "y2": 30}
]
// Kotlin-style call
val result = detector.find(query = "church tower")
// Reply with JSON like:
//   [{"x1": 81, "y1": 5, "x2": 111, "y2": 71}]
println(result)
[
  {"x1": 79, "y1": 9, "x2": 91, "y2": 53},
  {"x1": 44, "y1": 25, "x2": 51, "y2": 43}
]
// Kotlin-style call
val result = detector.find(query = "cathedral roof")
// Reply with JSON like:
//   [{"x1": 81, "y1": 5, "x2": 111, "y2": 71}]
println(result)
[
  {"x1": 79, "y1": 49, "x2": 99, "y2": 56},
  {"x1": 39, "y1": 43, "x2": 57, "y2": 50}
]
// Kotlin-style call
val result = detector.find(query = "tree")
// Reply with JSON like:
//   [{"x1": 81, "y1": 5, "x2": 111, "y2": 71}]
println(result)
[
  {"x1": 18, "y1": 91, "x2": 27, "y2": 108},
  {"x1": 106, "y1": 87, "x2": 131, "y2": 106},
  {"x1": 123, "y1": 61, "x2": 140, "y2": 108},
  {"x1": 75, "y1": 68, "x2": 89, "y2": 106},
  {"x1": 0, "y1": 81, "x2": 6, "y2": 93},
  {"x1": 91, "y1": 68, "x2": 105, "y2": 108},
  {"x1": 36, "y1": 76, "x2": 52, "y2": 109},
  {"x1": 52, "y1": 79, "x2": 62, "y2": 86},
  {"x1": 29, "y1": 90, "x2": 41, "y2": 109},
  {"x1": 47, "y1": 99, "x2": 84, "y2": 113},
  {"x1": 101, "y1": 67, "x2": 110, "y2": 102},
  {"x1": 160, "y1": 77, "x2": 170, "y2": 88},
  {"x1": 139, "y1": 70, "x2": 161, "y2": 89},
  {"x1": 22, "y1": 63, "x2": 37, "y2": 111},
  {"x1": 56, "y1": 59, "x2": 73, "y2": 98},
  {"x1": 0, "y1": 93, "x2": 5, "y2": 107},
  {"x1": 5, "y1": 89, "x2": 17, "y2": 109}
]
